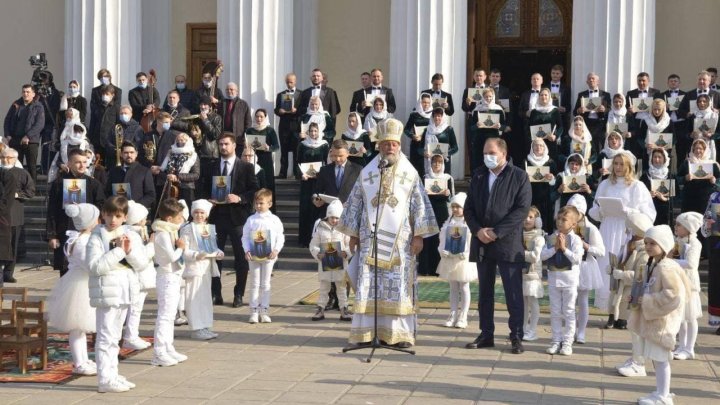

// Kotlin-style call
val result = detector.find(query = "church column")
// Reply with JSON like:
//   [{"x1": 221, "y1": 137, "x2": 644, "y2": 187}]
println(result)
[
  {"x1": 292, "y1": 0, "x2": 318, "y2": 89},
  {"x1": 141, "y1": 0, "x2": 172, "y2": 99},
  {"x1": 571, "y1": 0, "x2": 656, "y2": 98},
  {"x1": 389, "y1": 0, "x2": 467, "y2": 179},
  {"x1": 65, "y1": 0, "x2": 143, "y2": 104}
]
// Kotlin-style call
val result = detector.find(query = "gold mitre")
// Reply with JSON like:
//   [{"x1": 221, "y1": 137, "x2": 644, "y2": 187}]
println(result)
[{"x1": 377, "y1": 118, "x2": 403, "y2": 143}]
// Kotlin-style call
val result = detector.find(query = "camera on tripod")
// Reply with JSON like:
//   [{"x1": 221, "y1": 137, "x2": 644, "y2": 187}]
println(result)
[
  {"x1": 29, "y1": 53, "x2": 53, "y2": 97},
  {"x1": 29, "y1": 53, "x2": 48, "y2": 70}
]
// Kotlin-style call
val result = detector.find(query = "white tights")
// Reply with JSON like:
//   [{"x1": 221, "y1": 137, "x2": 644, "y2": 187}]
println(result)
[
  {"x1": 575, "y1": 289, "x2": 590, "y2": 341},
  {"x1": 677, "y1": 319, "x2": 698, "y2": 354},
  {"x1": 449, "y1": 281, "x2": 471, "y2": 314},
  {"x1": 653, "y1": 360, "x2": 671, "y2": 397},
  {"x1": 68, "y1": 329, "x2": 89, "y2": 367},
  {"x1": 523, "y1": 296, "x2": 539, "y2": 334}
]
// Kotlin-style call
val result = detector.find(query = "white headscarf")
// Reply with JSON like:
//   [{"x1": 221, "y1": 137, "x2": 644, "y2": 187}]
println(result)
[
  {"x1": 306, "y1": 96, "x2": 328, "y2": 134},
  {"x1": 302, "y1": 125, "x2": 329, "y2": 149},
  {"x1": 527, "y1": 137, "x2": 550, "y2": 167},
  {"x1": 414, "y1": 93, "x2": 433, "y2": 119},
  {"x1": 601, "y1": 131, "x2": 625, "y2": 160},
  {"x1": 694, "y1": 97, "x2": 719, "y2": 122},
  {"x1": 644, "y1": 109, "x2": 671, "y2": 134},
  {"x1": 563, "y1": 153, "x2": 587, "y2": 176},
  {"x1": 647, "y1": 148, "x2": 669, "y2": 180},
  {"x1": 424, "y1": 109, "x2": 450, "y2": 174},
  {"x1": 363, "y1": 96, "x2": 392, "y2": 134},
  {"x1": 569, "y1": 116, "x2": 592, "y2": 162},
  {"x1": 474, "y1": 88, "x2": 502, "y2": 112},
  {"x1": 251, "y1": 110, "x2": 269, "y2": 131},
  {"x1": 533, "y1": 89, "x2": 557, "y2": 114},
  {"x1": 608, "y1": 94, "x2": 627, "y2": 124},
  {"x1": 342, "y1": 112, "x2": 364, "y2": 140},
  {"x1": 426, "y1": 153, "x2": 446, "y2": 179},
  {"x1": 688, "y1": 138, "x2": 711, "y2": 163}
]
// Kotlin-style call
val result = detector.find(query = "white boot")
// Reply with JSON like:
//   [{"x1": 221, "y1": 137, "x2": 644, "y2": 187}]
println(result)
[
  {"x1": 444, "y1": 311, "x2": 456, "y2": 327},
  {"x1": 454, "y1": 311, "x2": 468, "y2": 329}
]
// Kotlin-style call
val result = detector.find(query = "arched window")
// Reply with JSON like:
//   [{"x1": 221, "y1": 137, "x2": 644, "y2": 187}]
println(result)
[
  {"x1": 538, "y1": 0, "x2": 563, "y2": 37},
  {"x1": 496, "y1": 0, "x2": 521, "y2": 38}
]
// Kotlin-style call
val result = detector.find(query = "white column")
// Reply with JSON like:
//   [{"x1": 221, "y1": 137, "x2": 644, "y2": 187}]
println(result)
[
  {"x1": 141, "y1": 0, "x2": 172, "y2": 99},
  {"x1": 292, "y1": 0, "x2": 318, "y2": 89},
  {"x1": 389, "y1": 0, "x2": 467, "y2": 179},
  {"x1": 64, "y1": 0, "x2": 143, "y2": 104},
  {"x1": 571, "y1": 0, "x2": 655, "y2": 99}
]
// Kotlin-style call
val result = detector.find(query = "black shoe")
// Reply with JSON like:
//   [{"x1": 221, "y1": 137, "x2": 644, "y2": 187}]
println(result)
[
  {"x1": 394, "y1": 342, "x2": 413, "y2": 349},
  {"x1": 465, "y1": 335, "x2": 494, "y2": 349},
  {"x1": 232, "y1": 296, "x2": 243, "y2": 308},
  {"x1": 4, "y1": 276, "x2": 17, "y2": 283},
  {"x1": 614, "y1": 319, "x2": 627, "y2": 330},
  {"x1": 716, "y1": 326, "x2": 720, "y2": 336},
  {"x1": 604, "y1": 314, "x2": 615, "y2": 329},
  {"x1": 213, "y1": 296, "x2": 224, "y2": 306},
  {"x1": 511, "y1": 339, "x2": 524, "y2": 354}
]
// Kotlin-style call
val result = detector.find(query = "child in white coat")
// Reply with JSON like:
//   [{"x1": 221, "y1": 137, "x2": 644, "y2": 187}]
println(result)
[
  {"x1": 541, "y1": 205, "x2": 584, "y2": 356},
  {"x1": 48, "y1": 203, "x2": 99, "y2": 376},
  {"x1": 436, "y1": 193, "x2": 476, "y2": 329},
  {"x1": 521, "y1": 206, "x2": 545, "y2": 341},
  {"x1": 309, "y1": 199, "x2": 352, "y2": 321},
  {"x1": 672, "y1": 212, "x2": 704, "y2": 360},
  {"x1": 180, "y1": 199, "x2": 224, "y2": 340},
  {"x1": 242, "y1": 188, "x2": 285, "y2": 323}
]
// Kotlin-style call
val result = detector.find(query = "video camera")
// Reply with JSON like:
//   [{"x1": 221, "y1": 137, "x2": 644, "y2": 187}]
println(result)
[{"x1": 29, "y1": 53, "x2": 54, "y2": 97}]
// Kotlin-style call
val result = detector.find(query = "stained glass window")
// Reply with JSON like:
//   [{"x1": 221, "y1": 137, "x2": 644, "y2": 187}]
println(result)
[
  {"x1": 496, "y1": 0, "x2": 521, "y2": 38},
  {"x1": 539, "y1": 0, "x2": 563, "y2": 37}
]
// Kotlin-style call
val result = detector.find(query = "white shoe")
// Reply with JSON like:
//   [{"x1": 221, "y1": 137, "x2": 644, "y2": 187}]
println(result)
[
  {"x1": 98, "y1": 379, "x2": 130, "y2": 393},
  {"x1": 72, "y1": 362, "x2": 97, "y2": 376},
  {"x1": 122, "y1": 338, "x2": 150, "y2": 350},
  {"x1": 638, "y1": 392, "x2": 674, "y2": 405},
  {"x1": 260, "y1": 312, "x2": 272, "y2": 323},
  {"x1": 615, "y1": 357, "x2": 634, "y2": 371},
  {"x1": 205, "y1": 328, "x2": 219, "y2": 338},
  {"x1": 168, "y1": 351, "x2": 188, "y2": 363},
  {"x1": 117, "y1": 375, "x2": 135, "y2": 389},
  {"x1": 174, "y1": 314, "x2": 188, "y2": 326},
  {"x1": 575, "y1": 334, "x2": 585, "y2": 344},
  {"x1": 444, "y1": 311, "x2": 456, "y2": 327},
  {"x1": 617, "y1": 360, "x2": 646, "y2": 377},
  {"x1": 191, "y1": 329, "x2": 214, "y2": 340},
  {"x1": 151, "y1": 353, "x2": 178, "y2": 367},
  {"x1": 454, "y1": 312, "x2": 468, "y2": 329},
  {"x1": 559, "y1": 343, "x2": 572, "y2": 356},
  {"x1": 672, "y1": 349, "x2": 694, "y2": 360},
  {"x1": 523, "y1": 330, "x2": 538, "y2": 341},
  {"x1": 248, "y1": 312, "x2": 259, "y2": 324},
  {"x1": 546, "y1": 342, "x2": 561, "y2": 354}
]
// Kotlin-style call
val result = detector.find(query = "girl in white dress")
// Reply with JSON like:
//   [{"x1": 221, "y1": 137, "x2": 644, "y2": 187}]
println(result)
[
  {"x1": 521, "y1": 206, "x2": 545, "y2": 341},
  {"x1": 672, "y1": 212, "x2": 704, "y2": 360},
  {"x1": 47, "y1": 203, "x2": 99, "y2": 375},
  {"x1": 589, "y1": 152, "x2": 656, "y2": 313}
]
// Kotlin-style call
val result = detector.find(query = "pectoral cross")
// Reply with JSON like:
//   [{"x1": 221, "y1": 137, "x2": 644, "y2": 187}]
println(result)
[
  {"x1": 364, "y1": 171, "x2": 379, "y2": 185},
  {"x1": 396, "y1": 171, "x2": 412, "y2": 185}
]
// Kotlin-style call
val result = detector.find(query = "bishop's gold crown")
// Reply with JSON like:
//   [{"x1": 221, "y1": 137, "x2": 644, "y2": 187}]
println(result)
[{"x1": 377, "y1": 118, "x2": 404, "y2": 143}]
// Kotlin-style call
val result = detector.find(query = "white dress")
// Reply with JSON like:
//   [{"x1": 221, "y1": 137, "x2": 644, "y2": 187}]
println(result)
[
  {"x1": 180, "y1": 223, "x2": 221, "y2": 331},
  {"x1": 588, "y1": 178, "x2": 655, "y2": 309},
  {"x1": 676, "y1": 236, "x2": 703, "y2": 320},
  {"x1": 522, "y1": 229, "x2": 545, "y2": 298},
  {"x1": 436, "y1": 217, "x2": 477, "y2": 283},
  {"x1": 577, "y1": 219, "x2": 606, "y2": 291},
  {"x1": 47, "y1": 232, "x2": 96, "y2": 333}
]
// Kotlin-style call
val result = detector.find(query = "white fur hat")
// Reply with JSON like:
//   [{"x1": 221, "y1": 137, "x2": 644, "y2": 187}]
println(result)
[
  {"x1": 676, "y1": 212, "x2": 703, "y2": 235},
  {"x1": 326, "y1": 199, "x2": 343, "y2": 218},
  {"x1": 126, "y1": 200, "x2": 149, "y2": 225},
  {"x1": 645, "y1": 224, "x2": 675, "y2": 254},
  {"x1": 567, "y1": 194, "x2": 587, "y2": 215},
  {"x1": 191, "y1": 199, "x2": 213, "y2": 215},
  {"x1": 626, "y1": 212, "x2": 654, "y2": 238},
  {"x1": 450, "y1": 192, "x2": 467, "y2": 208},
  {"x1": 64, "y1": 203, "x2": 99, "y2": 230}
]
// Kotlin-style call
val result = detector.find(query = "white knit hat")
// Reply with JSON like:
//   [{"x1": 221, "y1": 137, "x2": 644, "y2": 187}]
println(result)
[
  {"x1": 191, "y1": 199, "x2": 213, "y2": 215},
  {"x1": 676, "y1": 212, "x2": 703, "y2": 235},
  {"x1": 326, "y1": 199, "x2": 343, "y2": 218},
  {"x1": 645, "y1": 224, "x2": 675, "y2": 254},
  {"x1": 64, "y1": 203, "x2": 99, "y2": 230},
  {"x1": 626, "y1": 212, "x2": 654, "y2": 238},
  {"x1": 450, "y1": 192, "x2": 467, "y2": 207},
  {"x1": 567, "y1": 194, "x2": 587, "y2": 215},
  {"x1": 126, "y1": 200, "x2": 149, "y2": 225}
]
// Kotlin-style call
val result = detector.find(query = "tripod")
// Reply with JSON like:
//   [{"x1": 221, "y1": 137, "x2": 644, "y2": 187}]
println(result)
[{"x1": 342, "y1": 162, "x2": 415, "y2": 362}]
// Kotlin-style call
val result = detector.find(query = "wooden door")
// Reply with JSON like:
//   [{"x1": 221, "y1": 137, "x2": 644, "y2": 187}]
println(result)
[{"x1": 186, "y1": 23, "x2": 217, "y2": 91}]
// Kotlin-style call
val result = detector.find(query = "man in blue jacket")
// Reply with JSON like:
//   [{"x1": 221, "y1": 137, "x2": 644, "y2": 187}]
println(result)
[
  {"x1": 464, "y1": 137, "x2": 531, "y2": 354},
  {"x1": 3, "y1": 84, "x2": 45, "y2": 182}
]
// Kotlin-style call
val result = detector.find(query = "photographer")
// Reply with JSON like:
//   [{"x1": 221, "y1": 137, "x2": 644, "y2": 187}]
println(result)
[{"x1": 3, "y1": 84, "x2": 45, "y2": 181}]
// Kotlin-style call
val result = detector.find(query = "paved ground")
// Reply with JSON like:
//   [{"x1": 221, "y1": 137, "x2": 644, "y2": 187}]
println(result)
[{"x1": 0, "y1": 265, "x2": 719, "y2": 404}]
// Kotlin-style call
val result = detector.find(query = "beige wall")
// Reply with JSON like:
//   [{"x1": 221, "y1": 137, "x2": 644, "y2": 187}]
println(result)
[
  {"x1": 316, "y1": 0, "x2": 390, "y2": 121},
  {"x1": 171, "y1": 0, "x2": 216, "y2": 84},
  {"x1": 0, "y1": 0, "x2": 64, "y2": 107},
  {"x1": 655, "y1": 0, "x2": 720, "y2": 89}
]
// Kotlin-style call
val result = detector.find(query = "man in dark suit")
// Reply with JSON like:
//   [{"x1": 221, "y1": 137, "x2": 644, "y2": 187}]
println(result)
[
  {"x1": 208, "y1": 133, "x2": 259, "y2": 307},
  {"x1": 128, "y1": 71, "x2": 161, "y2": 122},
  {"x1": 163, "y1": 90, "x2": 192, "y2": 132},
  {"x1": 549, "y1": 65, "x2": 572, "y2": 128},
  {"x1": 312, "y1": 140, "x2": 362, "y2": 213},
  {"x1": 90, "y1": 68, "x2": 122, "y2": 114},
  {"x1": 626, "y1": 72, "x2": 660, "y2": 116},
  {"x1": 349, "y1": 72, "x2": 372, "y2": 124},
  {"x1": 298, "y1": 69, "x2": 341, "y2": 118},
  {"x1": 678, "y1": 70, "x2": 720, "y2": 159},
  {"x1": 516, "y1": 73, "x2": 544, "y2": 162},
  {"x1": 222, "y1": 82, "x2": 252, "y2": 147},
  {"x1": 354, "y1": 68, "x2": 396, "y2": 118},
  {"x1": 274, "y1": 73, "x2": 302, "y2": 178},
  {"x1": 462, "y1": 68, "x2": 488, "y2": 115},
  {"x1": 106, "y1": 142, "x2": 156, "y2": 210},
  {"x1": 573, "y1": 72, "x2": 612, "y2": 154},
  {"x1": 660, "y1": 74, "x2": 688, "y2": 160},
  {"x1": 3, "y1": 84, "x2": 45, "y2": 182},
  {"x1": 421, "y1": 73, "x2": 455, "y2": 116},
  {"x1": 0, "y1": 148, "x2": 34, "y2": 284},
  {"x1": 464, "y1": 137, "x2": 531, "y2": 355}
]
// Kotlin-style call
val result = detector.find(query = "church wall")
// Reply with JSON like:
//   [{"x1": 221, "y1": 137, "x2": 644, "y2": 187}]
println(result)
[
  {"x1": 0, "y1": 0, "x2": 64, "y2": 105},
  {"x1": 315, "y1": 0, "x2": 391, "y2": 118},
  {"x1": 654, "y1": 0, "x2": 719, "y2": 89},
  {"x1": 171, "y1": 0, "x2": 217, "y2": 87}
]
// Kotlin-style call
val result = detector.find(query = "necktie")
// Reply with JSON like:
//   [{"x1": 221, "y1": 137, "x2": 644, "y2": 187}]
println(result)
[
  {"x1": 224, "y1": 99, "x2": 235, "y2": 129},
  {"x1": 335, "y1": 165, "x2": 344, "y2": 189},
  {"x1": 222, "y1": 160, "x2": 228, "y2": 176}
]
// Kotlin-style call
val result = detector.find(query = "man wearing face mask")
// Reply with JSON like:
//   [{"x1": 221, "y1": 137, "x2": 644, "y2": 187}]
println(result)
[
  {"x1": 128, "y1": 72, "x2": 161, "y2": 123},
  {"x1": 222, "y1": 82, "x2": 252, "y2": 143},
  {"x1": 59, "y1": 80, "x2": 87, "y2": 128},
  {"x1": 164, "y1": 75, "x2": 198, "y2": 114},
  {"x1": 90, "y1": 69, "x2": 122, "y2": 116},
  {"x1": 142, "y1": 112, "x2": 178, "y2": 171},
  {"x1": 88, "y1": 85, "x2": 120, "y2": 153},
  {"x1": 464, "y1": 138, "x2": 531, "y2": 355},
  {"x1": 47, "y1": 148, "x2": 105, "y2": 276},
  {"x1": 196, "y1": 71, "x2": 224, "y2": 114},
  {"x1": 105, "y1": 105, "x2": 144, "y2": 168},
  {"x1": 194, "y1": 96, "x2": 222, "y2": 198},
  {"x1": 163, "y1": 90, "x2": 191, "y2": 132}
]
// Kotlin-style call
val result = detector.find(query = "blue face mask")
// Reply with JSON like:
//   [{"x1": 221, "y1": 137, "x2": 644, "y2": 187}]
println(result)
[
  {"x1": 161, "y1": 122, "x2": 171, "y2": 131},
  {"x1": 138, "y1": 82, "x2": 147, "y2": 89},
  {"x1": 119, "y1": 114, "x2": 130, "y2": 123},
  {"x1": 100, "y1": 77, "x2": 110, "y2": 85},
  {"x1": 176, "y1": 83, "x2": 186, "y2": 90}
]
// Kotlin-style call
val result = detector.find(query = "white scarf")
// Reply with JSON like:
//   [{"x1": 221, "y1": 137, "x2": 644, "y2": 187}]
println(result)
[
  {"x1": 302, "y1": 135, "x2": 328, "y2": 149},
  {"x1": 601, "y1": 134, "x2": 625, "y2": 159},
  {"x1": 695, "y1": 104, "x2": 719, "y2": 121},
  {"x1": 425, "y1": 158, "x2": 446, "y2": 179},
  {"x1": 306, "y1": 103, "x2": 328, "y2": 134},
  {"x1": 533, "y1": 95, "x2": 556, "y2": 114},
  {"x1": 369, "y1": 98, "x2": 389, "y2": 121},
  {"x1": 688, "y1": 139, "x2": 711, "y2": 163},
  {"x1": 342, "y1": 112, "x2": 364, "y2": 140},
  {"x1": 414, "y1": 93, "x2": 433, "y2": 119},
  {"x1": 608, "y1": 97, "x2": 627, "y2": 123},
  {"x1": 424, "y1": 112, "x2": 450, "y2": 175},
  {"x1": 644, "y1": 111, "x2": 671, "y2": 134},
  {"x1": 170, "y1": 141, "x2": 195, "y2": 155},
  {"x1": 152, "y1": 219, "x2": 181, "y2": 241},
  {"x1": 563, "y1": 153, "x2": 587, "y2": 176},
  {"x1": 647, "y1": 148, "x2": 669, "y2": 180},
  {"x1": 474, "y1": 92, "x2": 502, "y2": 112},
  {"x1": 251, "y1": 113, "x2": 269, "y2": 131},
  {"x1": 526, "y1": 139, "x2": 550, "y2": 167}
]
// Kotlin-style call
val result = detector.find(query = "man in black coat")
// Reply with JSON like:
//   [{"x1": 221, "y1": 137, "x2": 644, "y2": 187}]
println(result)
[
  {"x1": 3, "y1": 84, "x2": 45, "y2": 182},
  {"x1": 549, "y1": 65, "x2": 572, "y2": 128},
  {"x1": 573, "y1": 72, "x2": 612, "y2": 154},
  {"x1": 105, "y1": 105, "x2": 145, "y2": 168},
  {"x1": 464, "y1": 137, "x2": 531, "y2": 354},
  {"x1": 274, "y1": 73, "x2": 302, "y2": 178},
  {"x1": 47, "y1": 148, "x2": 106, "y2": 276},
  {"x1": 128, "y1": 71, "x2": 161, "y2": 122},
  {"x1": 222, "y1": 82, "x2": 252, "y2": 146},
  {"x1": 517, "y1": 73, "x2": 544, "y2": 161},
  {"x1": 164, "y1": 75, "x2": 198, "y2": 114},
  {"x1": 349, "y1": 72, "x2": 372, "y2": 124},
  {"x1": 88, "y1": 85, "x2": 120, "y2": 153},
  {"x1": 90, "y1": 68, "x2": 122, "y2": 112},
  {"x1": 194, "y1": 96, "x2": 223, "y2": 198},
  {"x1": 421, "y1": 73, "x2": 455, "y2": 116},
  {"x1": 312, "y1": 140, "x2": 362, "y2": 215},
  {"x1": 106, "y1": 142, "x2": 156, "y2": 210},
  {"x1": 164, "y1": 90, "x2": 192, "y2": 132},
  {"x1": 660, "y1": 74, "x2": 688, "y2": 160},
  {"x1": 355, "y1": 68, "x2": 396, "y2": 118},
  {"x1": 208, "y1": 133, "x2": 259, "y2": 307},
  {"x1": 0, "y1": 148, "x2": 31, "y2": 284},
  {"x1": 298, "y1": 69, "x2": 341, "y2": 118}
]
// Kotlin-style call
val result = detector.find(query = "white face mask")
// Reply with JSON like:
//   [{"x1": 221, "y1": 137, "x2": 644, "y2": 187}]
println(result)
[
  {"x1": 68, "y1": 87, "x2": 80, "y2": 97},
  {"x1": 203, "y1": 79, "x2": 212, "y2": 88},
  {"x1": 161, "y1": 122, "x2": 171, "y2": 131},
  {"x1": 119, "y1": 114, "x2": 130, "y2": 123},
  {"x1": 484, "y1": 154, "x2": 499, "y2": 169},
  {"x1": 102, "y1": 94, "x2": 112, "y2": 104},
  {"x1": 100, "y1": 77, "x2": 110, "y2": 85}
]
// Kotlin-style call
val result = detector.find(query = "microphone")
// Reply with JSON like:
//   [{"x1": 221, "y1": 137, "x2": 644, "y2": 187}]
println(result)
[{"x1": 378, "y1": 158, "x2": 389, "y2": 169}]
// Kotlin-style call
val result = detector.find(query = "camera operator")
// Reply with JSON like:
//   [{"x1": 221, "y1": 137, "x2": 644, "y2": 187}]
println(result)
[
  {"x1": 32, "y1": 70, "x2": 63, "y2": 175},
  {"x1": 3, "y1": 84, "x2": 45, "y2": 182}
]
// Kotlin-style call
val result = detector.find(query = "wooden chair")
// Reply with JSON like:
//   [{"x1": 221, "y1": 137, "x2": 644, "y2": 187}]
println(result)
[
  {"x1": 0, "y1": 300, "x2": 48, "y2": 374},
  {"x1": 0, "y1": 287, "x2": 28, "y2": 337}
]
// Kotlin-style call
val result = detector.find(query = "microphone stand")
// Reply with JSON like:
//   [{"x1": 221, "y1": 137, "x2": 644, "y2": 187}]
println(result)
[{"x1": 343, "y1": 160, "x2": 415, "y2": 362}]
